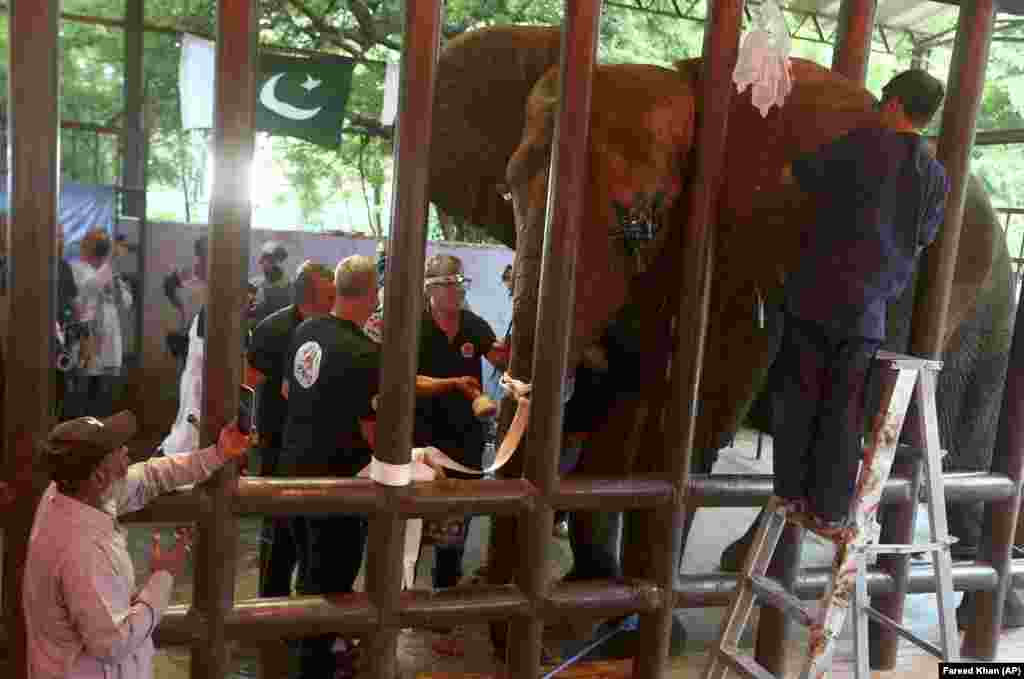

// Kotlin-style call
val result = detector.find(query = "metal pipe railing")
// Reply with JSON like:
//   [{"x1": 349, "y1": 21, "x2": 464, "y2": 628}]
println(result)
[{"x1": 141, "y1": 559, "x2": 1024, "y2": 647}]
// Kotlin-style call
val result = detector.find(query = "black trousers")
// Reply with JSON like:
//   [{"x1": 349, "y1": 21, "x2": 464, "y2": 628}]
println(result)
[
  {"x1": 289, "y1": 514, "x2": 367, "y2": 679},
  {"x1": 772, "y1": 313, "x2": 881, "y2": 522},
  {"x1": 257, "y1": 433, "x2": 298, "y2": 599}
]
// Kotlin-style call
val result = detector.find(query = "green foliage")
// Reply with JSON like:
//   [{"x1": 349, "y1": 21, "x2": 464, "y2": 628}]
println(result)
[{"x1": 0, "y1": 2, "x2": 1023, "y2": 244}]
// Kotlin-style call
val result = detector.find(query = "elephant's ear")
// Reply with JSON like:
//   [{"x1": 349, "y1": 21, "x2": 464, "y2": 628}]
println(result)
[{"x1": 429, "y1": 25, "x2": 562, "y2": 249}]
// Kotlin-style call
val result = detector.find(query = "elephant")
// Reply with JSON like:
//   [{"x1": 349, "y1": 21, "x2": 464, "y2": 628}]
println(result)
[{"x1": 427, "y1": 24, "x2": 1019, "y2": 645}]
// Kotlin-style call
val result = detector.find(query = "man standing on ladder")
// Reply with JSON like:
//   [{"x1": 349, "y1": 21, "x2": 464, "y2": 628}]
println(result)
[{"x1": 773, "y1": 69, "x2": 949, "y2": 528}]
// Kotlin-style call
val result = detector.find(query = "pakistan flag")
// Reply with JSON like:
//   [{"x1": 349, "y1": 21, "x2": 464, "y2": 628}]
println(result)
[{"x1": 256, "y1": 53, "x2": 356, "y2": 148}]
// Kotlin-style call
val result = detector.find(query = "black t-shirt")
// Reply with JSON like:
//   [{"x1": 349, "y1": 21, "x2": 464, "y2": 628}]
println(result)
[
  {"x1": 281, "y1": 315, "x2": 381, "y2": 478},
  {"x1": 415, "y1": 309, "x2": 496, "y2": 471},
  {"x1": 247, "y1": 305, "x2": 303, "y2": 441}
]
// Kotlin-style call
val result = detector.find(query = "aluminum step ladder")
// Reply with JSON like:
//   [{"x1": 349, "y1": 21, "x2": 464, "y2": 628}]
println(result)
[{"x1": 703, "y1": 351, "x2": 959, "y2": 679}]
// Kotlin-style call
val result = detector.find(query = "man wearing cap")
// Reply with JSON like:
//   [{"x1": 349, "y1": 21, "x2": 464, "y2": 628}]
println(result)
[
  {"x1": 249, "y1": 241, "x2": 292, "y2": 326},
  {"x1": 23, "y1": 411, "x2": 249, "y2": 679},
  {"x1": 280, "y1": 255, "x2": 482, "y2": 678},
  {"x1": 244, "y1": 261, "x2": 336, "y2": 603},
  {"x1": 769, "y1": 70, "x2": 949, "y2": 531}
]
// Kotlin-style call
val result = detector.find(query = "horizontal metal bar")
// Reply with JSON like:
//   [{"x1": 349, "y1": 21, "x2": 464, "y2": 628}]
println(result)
[
  {"x1": 120, "y1": 487, "x2": 205, "y2": 524},
  {"x1": 554, "y1": 475, "x2": 676, "y2": 510},
  {"x1": 119, "y1": 472, "x2": 1018, "y2": 525},
  {"x1": 687, "y1": 474, "x2": 913, "y2": 506},
  {"x1": 675, "y1": 560, "x2": 1011, "y2": 607},
  {"x1": 108, "y1": 559, "x2": 1024, "y2": 650},
  {"x1": 863, "y1": 605, "x2": 944, "y2": 657},
  {"x1": 398, "y1": 584, "x2": 531, "y2": 627},
  {"x1": 397, "y1": 478, "x2": 537, "y2": 516},
  {"x1": 234, "y1": 478, "x2": 383, "y2": 516},
  {"x1": 225, "y1": 594, "x2": 378, "y2": 641},
  {"x1": 543, "y1": 579, "x2": 667, "y2": 620}
]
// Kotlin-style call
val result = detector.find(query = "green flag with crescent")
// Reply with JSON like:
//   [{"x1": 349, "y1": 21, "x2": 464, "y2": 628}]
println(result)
[{"x1": 256, "y1": 53, "x2": 356, "y2": 148}]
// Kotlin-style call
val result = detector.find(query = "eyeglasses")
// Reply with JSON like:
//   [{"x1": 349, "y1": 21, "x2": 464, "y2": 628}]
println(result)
[{"x1": 425, "y1": 273, "x2": 471, "y2": 290}]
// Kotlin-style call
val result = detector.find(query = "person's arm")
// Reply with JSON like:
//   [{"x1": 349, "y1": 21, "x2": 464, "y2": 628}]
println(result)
[
  {"x1": 61, "y1": 543, "x2": 173, "y2": 664},
  {"x1": 113, "y1": 424, "x2": 250, "y2": 515},
  {"x1": 414, "y1": 374, "x2": 481, "y2": 400},
  {"x1": 245, "y1": 365, "x2": 267, "y2": 389},
  {"x1": 919, "y1": 167, "x2": 950, "y2": 249}
]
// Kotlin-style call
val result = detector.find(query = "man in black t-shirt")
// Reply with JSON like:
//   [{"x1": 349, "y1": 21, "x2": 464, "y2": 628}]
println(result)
[
  {"x1": 245, "y1": 261, "x2": 336, "y2": 601},
  {"x1": 415, "y1": 254, "x2": 507, "y2": 597},
  {"x1": 281, "y1": 255, "x2": 482, "y2": 678}
]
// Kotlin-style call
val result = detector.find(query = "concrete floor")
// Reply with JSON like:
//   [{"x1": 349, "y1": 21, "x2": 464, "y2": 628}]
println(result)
[{"x1": 138, "y1": 427, "x2": 1024, "y2": 677}]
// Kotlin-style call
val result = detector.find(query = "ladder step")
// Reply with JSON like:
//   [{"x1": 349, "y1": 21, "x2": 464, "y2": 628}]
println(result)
[
  {"x1": 862, "y1": 605, "x2": 945, "y2": 658},
  {"x1": 868, "y1": 539, "x2": 957, "y2": 555},
  {"x1": 747, "y1": 575, "x2": 817, "y2": 628},
  {"x1": 894, "y1": 443, "x2": 948, "y2": 462},
  {"x1": 719, "y1": 645, "x2": 778, "y2": 679},
  {"x1": 874, "y1": 350, "x2": 942, "y2": 371}
]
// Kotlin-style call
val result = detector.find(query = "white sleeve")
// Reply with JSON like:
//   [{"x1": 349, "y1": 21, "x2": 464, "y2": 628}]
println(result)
[
  {"x1": 115, "y1": 445, "x2": 229, "y2": 515},
  {"x1": 61, "y1": 545, "x2": 174, "y2": 664}
]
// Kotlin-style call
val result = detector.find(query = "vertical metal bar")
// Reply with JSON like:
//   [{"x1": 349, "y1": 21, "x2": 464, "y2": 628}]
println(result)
[
  {"x1": 872, "y1": 0, "x2": 996, "y2": 669},
  {"x1": 123, "y1": 0, "x2": 146, "y2": 366},
  {"x1": 831, "y1": 0, "x2": 877, "y2": 84},
  {"x1": 961, "y1": 230, "x2": 1024, "y2": 658},
  {"x1": 635, "y1": 0, "x2": 744, "y2": 676},
  {"x1": 508, "y1": 0, "x2": 603, "y2": 676},
  {"x1": 367, "y1": 0, "x2": 443, "y2": 674},
  {"x1": 3, "y1": 2, "x2": 59, "y2": 678},
  {"x1": 190, "y1": 1, "x2": 256, "y2": 676}
]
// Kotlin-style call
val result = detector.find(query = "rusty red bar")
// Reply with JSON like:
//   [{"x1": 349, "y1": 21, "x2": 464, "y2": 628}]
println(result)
[
  {"x1": 874, "y1": 0, "x2": 997, "y2": 668},
  {"x1": 635, "y1": 0, "x2": 742, "y2": 672},
  {"x1": 961, "y1": 250, "x2": 1024, "y2": 657},
  {"x1": 831, "y1": 0, "x2": 877, "y2": 83},
  {"x1": 366, "y1": 0, "x2": 444, "y2": 673},
  {"x1": 507, "y1": 0, "x2": 603, "y2": 675},
  {"x1": 3, "y1": 2, "x2": 59, "y2": 678},
  {"x1": 191, "y1": 1, "x2": 257, "y2": 677}
]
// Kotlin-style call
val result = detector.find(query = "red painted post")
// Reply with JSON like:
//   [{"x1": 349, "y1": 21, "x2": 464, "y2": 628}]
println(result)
[
  {"x1": 831, "y1": 0, "x2": 877, "y2": 84},
  {"x1": 872, "y1": 0, "x2": 996, "y2": 668},
  {"x1": 3, "y1": 2, "x2": 59, "y2": 678},
  {"x1": 190, "y1": 0, "x2": 256, "y2": 676}
]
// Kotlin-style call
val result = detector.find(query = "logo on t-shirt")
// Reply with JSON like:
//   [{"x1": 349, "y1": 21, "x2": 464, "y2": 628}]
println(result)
[
  {"x1": 461, "y1": 342, "x2": 475, "y2": 358},
  {"x1": 294, "y1": 341, "x2": 323, "y2": 389}
]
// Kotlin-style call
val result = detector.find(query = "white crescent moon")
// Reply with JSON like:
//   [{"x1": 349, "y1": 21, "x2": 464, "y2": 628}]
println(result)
[{"x1": 260, "y1": 73, "x2": 323, "y2": 121}]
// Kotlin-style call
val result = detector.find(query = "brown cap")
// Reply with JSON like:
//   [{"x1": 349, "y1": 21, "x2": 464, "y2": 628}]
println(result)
[{"x1": 45, "y1": 411, "x2": 138, "y2": 484}]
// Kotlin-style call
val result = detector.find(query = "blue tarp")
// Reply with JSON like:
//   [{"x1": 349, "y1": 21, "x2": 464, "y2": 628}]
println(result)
[{"x1": 0, "y1": 177, "x2": 116, "y2": 254}]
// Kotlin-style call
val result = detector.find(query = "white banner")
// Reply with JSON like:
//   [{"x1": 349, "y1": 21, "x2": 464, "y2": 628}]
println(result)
[
  {"x1": 179, "y1": 34, "x2": 216, "y2": 130},
  {"x1": 380, "y1": 61, "x2": 400, "y2": 127}
]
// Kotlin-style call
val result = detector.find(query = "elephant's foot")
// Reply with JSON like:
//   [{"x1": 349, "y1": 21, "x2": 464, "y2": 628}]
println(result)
[
  {"x1": 719, "y1": 510, "x2": 764, "y2": 572},
  {"x1": 956, "y1": 589, "x2": 1024, "y2": 630}
]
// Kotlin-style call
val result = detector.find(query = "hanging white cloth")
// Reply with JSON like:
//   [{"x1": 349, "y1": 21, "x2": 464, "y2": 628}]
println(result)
[
  {"x1": 160, "y1": 313, "x2": 205, "y2": 455},
  {"x1": 733, "y1": 0, "x2": 794, "y2": 117}
]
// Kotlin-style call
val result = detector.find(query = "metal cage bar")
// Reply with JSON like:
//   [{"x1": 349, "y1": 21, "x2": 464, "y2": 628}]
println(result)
[
  {"x1": 872, "y1": 0, "x2": 998, "y2": 668},
  {"x1": 3, "y1": 3, "x2": 59, "y2": 679},
  {"x1": 366, "y1": 0, "x2": 443, "y2": 672}
]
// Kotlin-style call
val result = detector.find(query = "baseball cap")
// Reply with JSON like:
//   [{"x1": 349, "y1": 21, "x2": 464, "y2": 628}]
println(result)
[{"x1": 45, "y1": 411, "x2": 138, "y2": 483}]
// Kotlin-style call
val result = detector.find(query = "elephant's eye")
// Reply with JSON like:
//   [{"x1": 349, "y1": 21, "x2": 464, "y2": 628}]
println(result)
[{"x1": 609, "y1": 192, "x2": 665, "y2": 257}]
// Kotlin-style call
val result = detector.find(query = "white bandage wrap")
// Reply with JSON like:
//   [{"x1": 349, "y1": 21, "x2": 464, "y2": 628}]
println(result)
[
  {"x1": 358, "y1": 374, "x2": 534, "y2": 589},
  {"x1": 368, "y1": 456, "x2": 412, "y2": 487}
]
